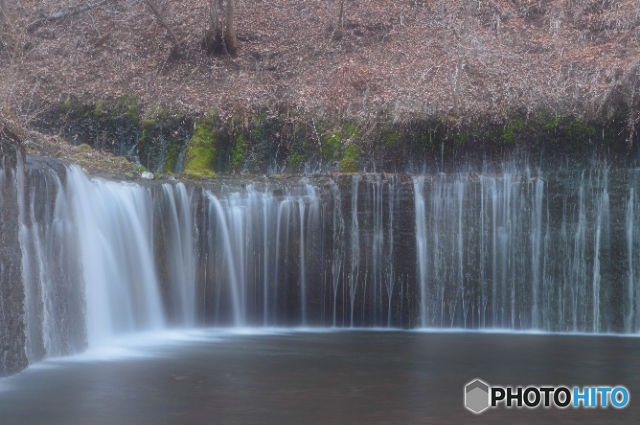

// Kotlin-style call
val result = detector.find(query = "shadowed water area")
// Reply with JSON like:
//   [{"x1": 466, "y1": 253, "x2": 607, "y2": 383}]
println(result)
[{"x1": 0, "y1": 331, "x2": 638, "y2": 425}]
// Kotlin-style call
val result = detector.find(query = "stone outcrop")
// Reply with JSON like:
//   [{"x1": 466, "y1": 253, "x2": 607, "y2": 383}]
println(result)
[{"x1": 0, "y1": 137, "x2": 28, "y2": 376}]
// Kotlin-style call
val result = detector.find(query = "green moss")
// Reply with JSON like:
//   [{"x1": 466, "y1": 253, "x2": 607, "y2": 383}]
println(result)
[
  {"x1": 140, "y1": 129, "x2": 150, "y2": 146},
  {"x1": 289, "y1": 139, "x2": 310, "y2": 170},
  {"x1": 184, "y1": 147, "x2": 216, "y2": 178},
  {"x1": 139, "y1": 116, "x2": 156, "y2": 146},
  {"x1": 502, "y1": 118, "x2": 525, "y2": 143},
  {"x1": 289, "y1": 152, "x2": 305, "y2": 169},
  {"x1": 94, "y1": 99, "x2": 105, "y2": 118},
  {"x1": 164, "y1": 144, "x2": 179, "y2": 173},
  {"x1": 184, "y1": 113, "x2": 217, "y2": 178},
  {"x1": 322, "y1": 132, "x2": 342, "y2": 161},
  {"x1": 343, "y1": 122, "x2": 360, "y2": 139},
  {"x1": 231, "y1": 134, "x2": 246, "y2": 171},
  {"x1": 340, "y1": 144, "x2": 362, "y2": 172},
  {"x1": 249, "y1": 113, "x2": 268, "y2": 141},
  {"x1": 454, "y1": 129, "x2": 471, "y2": 147},
  {"x1": 544, "y1": 115, "x2": 559, "y2": 130},
  {"x1": 111, "y1": 94, "x2": 140, "y2": 121},
  {"x1": 381, "y1": 128, "x2": 401, "y2": 148},
  {"x1": 76, "y1": 143, "x2": 93, "y2": 153},
  {"x1": 61, "y1": 100, "x2": 73, "y2": 112},
  {"x1": 570, "y1": 118, "x2": 596, "y2": 139},
  {"x1": 142, "y1": 117, "x2": 156, "y2": 130},
  {"x1": 69, "y1": 154, "x2": 87, "y2": 166},
  {"x1": 321, "y1": 122, "x2": 361, "y2": 162}
]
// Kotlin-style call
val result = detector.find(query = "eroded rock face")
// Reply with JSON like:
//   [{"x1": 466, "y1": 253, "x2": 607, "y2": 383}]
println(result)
[{"x1": 0, "y1": 139, "x2": 28, "y2": 377}]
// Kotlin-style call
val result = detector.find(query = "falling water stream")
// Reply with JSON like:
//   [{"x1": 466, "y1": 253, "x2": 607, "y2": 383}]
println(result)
[
  {"x1": 2, "y1": 156, "x2": 640, "y2": 374},
  {"x1": 3, "y1": 155, "x2": 640, "y2": 425}
]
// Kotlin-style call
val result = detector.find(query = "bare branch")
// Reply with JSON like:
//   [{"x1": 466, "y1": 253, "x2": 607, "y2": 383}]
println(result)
[
  {"x1": 143, "y1": 0, "x2": 182, "y2": 55},
  {"x1": 332, "y1": 0, "x2": 346, "y2": 40},
  {"x1": 224, "y1": 0, "x2": 238, "y2": 54}
]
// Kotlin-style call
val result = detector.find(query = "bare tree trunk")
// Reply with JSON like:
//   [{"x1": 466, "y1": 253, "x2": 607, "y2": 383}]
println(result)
[
  {"x1": 211, "y1": 0, "x2": 220, "y2": 37},
  {"x1": 333, "y1": 0, "x2": 346, "y2": 40},
  {"x1": 224, "y1": 0, "x2": 238, "y2": 54},
  {"x1": 203, "y1": 0, "x2": 223, "y2": 53},
  {"x1": 143, "y1": 0, "x2": 181, "y2": 55}
]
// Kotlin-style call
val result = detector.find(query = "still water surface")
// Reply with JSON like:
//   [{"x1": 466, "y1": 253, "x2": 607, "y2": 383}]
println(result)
[{"x1": 0, "y1": 330, "x2": 638, "y2": 424}]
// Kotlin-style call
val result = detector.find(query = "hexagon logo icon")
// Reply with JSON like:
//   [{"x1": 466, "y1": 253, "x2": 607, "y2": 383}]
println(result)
[{"x1": 465, "y1": 379, "x2": 490, "y2": 414}]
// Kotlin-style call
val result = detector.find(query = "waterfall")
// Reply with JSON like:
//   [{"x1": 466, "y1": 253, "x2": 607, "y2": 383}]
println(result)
[
  {"x1": 67, "y1": 166, "x2": 165, "y2": 346},
  {"x1": 156, "y1": 183, "x2": 196, "y2": 326},
  {"x1": 15, "y1": 161, "x2": 170, "y2": 365},
  {"x1": 5, "y1": 156, "x2": 640, "y2": 376},
  {"x1": 329, "y1": 179, "x2": 345, "y2": 327},
  {"x1": 411, "y1": 167, "x2": 627, "y2": 332},
  {"x1": 626, "y1": 187, "x2": 636, "y2": 332},
  {"x1": 199, "y1": 174, "x2": 401, "y2": 328},
  {"x1": 625, "y1": 170, "x2": 640, "y2": 332},
  {"x1": 298, "y1": 193, "x2": 307, "y2": 324},
  {"x1": 301, "y1": 182, "x2": 320, "y2": 325},
  {"x1": 385, "y1": 175, "x2": 398, "y2": 327},
  {"x1": 20, "y1": 163, "x2": 85, "y2": 361},
  {"x1": 530, "y1": 170, "x2": 544, "y2": 328},
  {"x1": 413, "y1": 176, "x2": 428, "y2": 327},
  {"x1": 348, "y1": 175, "x2": 361, "y2": 327}
]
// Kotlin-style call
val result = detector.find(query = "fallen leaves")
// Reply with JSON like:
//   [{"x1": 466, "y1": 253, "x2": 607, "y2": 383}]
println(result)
[{"x1": 0, "y1": 0, "x2": 639, "y2": 125}]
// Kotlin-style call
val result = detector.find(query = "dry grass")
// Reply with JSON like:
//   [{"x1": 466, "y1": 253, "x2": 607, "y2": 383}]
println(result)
[{"x1": 0, "y1": 0, "x2": 639, "y2": 125}]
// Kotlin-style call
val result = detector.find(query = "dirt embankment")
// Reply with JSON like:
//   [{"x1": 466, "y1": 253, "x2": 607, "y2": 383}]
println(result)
[
  {"x1": 1, "y1": 1, "x2": 640, "y2": 173},
  {"x1": 2, "y1": 0, "x2": 639, "y2": 117}
]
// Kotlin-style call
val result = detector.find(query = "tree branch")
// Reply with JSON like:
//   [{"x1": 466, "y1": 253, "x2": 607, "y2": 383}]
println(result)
[
  {"x1": 224, "y1": 0, "x2": 238, "y2": 54},
  {"x1": 143, "y1": 0, "x2": 182, "y2": 55}
]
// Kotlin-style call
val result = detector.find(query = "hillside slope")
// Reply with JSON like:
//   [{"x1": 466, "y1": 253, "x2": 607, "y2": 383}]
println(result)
[
  {"x1": 2, "y1": 1, "x2": 640, "y2": 174},
  {"x1": 1, "y1": 0, "x2": 639, "y2": 120}
]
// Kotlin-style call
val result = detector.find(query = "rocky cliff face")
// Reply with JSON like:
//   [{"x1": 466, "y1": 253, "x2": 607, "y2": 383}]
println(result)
[{"x1": 0, "y1": 139, "x2": 28, "y2": 376}]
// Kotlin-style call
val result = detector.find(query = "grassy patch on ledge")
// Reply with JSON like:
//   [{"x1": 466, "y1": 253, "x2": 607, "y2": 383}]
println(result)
[
  {"x1": 340, "y1": 144, "x2": 362, "y2": 172},
  {"x1": 183, "y1": 113, "x2": 217, "y2": 178}
]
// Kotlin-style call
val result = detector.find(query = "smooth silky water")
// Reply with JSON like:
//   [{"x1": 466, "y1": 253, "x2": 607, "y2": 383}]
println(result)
[
  {"x1": 1, "y1": 330, "x2": 639, "y2": 424},
  {"x1": 2, "y1": 157, "x2": 640, "y2": 423}
]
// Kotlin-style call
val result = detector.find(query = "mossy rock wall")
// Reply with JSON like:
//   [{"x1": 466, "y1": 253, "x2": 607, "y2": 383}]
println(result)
[
  {"x1": 35, "y1": 99, "x2": 640, "y2": 176},
  {"x1": 140, "y1": 112, "x2": 193, "y2": 174},
  {"x1": 183, "y1": 112, "x2": 219, "y2": 178},
  {"x1": 39, "y1": 98, "x2": 193, "y2": 175}
]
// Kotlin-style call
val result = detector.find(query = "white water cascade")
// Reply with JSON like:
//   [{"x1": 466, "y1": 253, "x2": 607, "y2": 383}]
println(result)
[
  {"x1": 203, "y1": 183, "x2": 321, "y2": 326},
  {"x1": 412, "y1": 167, "x2": 620, "y2": 332},
  {"x1": 156, "y1": 183, "x2": 197, "y2": 326},
  {"x1": 5, "y1": 156, "x2": 640, "y2": 376},
  {"x1": 66, "y1": 166, "x2": 165, "y2": 346},
  {"x1": 18, "y1": 161, "x2": 194, "y2": 361}
]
